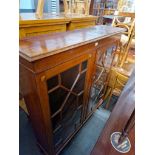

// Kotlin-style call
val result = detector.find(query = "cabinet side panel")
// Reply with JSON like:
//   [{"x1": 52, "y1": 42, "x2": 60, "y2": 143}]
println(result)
[{"x1": 19, "y1": 63, "x2": 52, "y2": 153}]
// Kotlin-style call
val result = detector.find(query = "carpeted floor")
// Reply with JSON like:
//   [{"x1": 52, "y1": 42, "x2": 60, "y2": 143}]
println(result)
[
  {"x1": 19, "y1": 108, "x2": 42, "y2": 155},
  {"x1": 19, "y1": 107, "x2": 110, "y2": 155},
  {"x1": 102, "y1": 95, "x2": 118, "y2": 112}
]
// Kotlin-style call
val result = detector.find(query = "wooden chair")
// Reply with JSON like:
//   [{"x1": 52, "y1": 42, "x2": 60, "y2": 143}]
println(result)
[
  {"x1": 112, "y1": 30, "x2": 135, "y2": 68},
  {"x1": 36, "y1": 0, "x2": 44, "y2": 19},
  {"x1": 112, "y1": 12, "x2": 135, "y2": 67},
  {"x1": 119, "y1": 26, "x2": 135, "y2": 67},
  {"x1": 63, "y1": 0, "x2": 90, "y2": 15},
  {"x1": 104, "y1": 67, "x2": 129, "y2": 109},
  {"x1": 101, "y1": 36, "x2": 135, "y2": 110},
  {"x1": 112, "y1": 12, "x2": 135, "y2": 37}
]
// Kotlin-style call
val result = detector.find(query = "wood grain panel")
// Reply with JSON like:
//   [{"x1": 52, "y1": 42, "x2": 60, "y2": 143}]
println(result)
[{"x1": 19, "y1": 25, "x2": 125, "y2": 62}]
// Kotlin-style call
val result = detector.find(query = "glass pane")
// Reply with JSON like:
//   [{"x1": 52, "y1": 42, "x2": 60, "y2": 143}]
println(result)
[
  {"x1": 48, "y1": 87, "x2": 68, "y2": 114},
  {"x1": 73, "y1": 72, "x2": 86, "y2": 94},
  {"x1": 47, "y1": 75, "x2": 58, "y2": 90},
  {"x1": 61, "y1": 107, "x2": 82, "y2": 140},
  {"x1": 104, "y1": 46, "x2": 115, "y2": 69},
  {"x1": 62, "y1": 94, "x2": 77, "y2": 121},
  {"x1": 52, "y1": 114, "x2": 61, "y2": 130},
  {"x1": 96, "y1": 49, "x2": 106, "y2": 66},
  {"x1": 53, "y1": 107, "x2": 82, "y2": 151},
  {"x1": 53, "y1": 126, "x2": 63, "y2": 151},
  {"x1": 61, "y1": 64, "x2": 79, "y2": 89},
  {"x1": 78, "y1": 93, "x2": 84, "y2": 106},
  {"x1": 82, "y1": 60, "x2": 88, "y2": 70}
]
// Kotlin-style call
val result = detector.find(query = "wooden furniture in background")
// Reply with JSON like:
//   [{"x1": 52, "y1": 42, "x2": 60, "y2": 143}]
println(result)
[
  {"x1": 19, "y1": 0, "x2": 97, "y2": 39},
  {"x1": 91, "y1": 1, "x2": 105, "y2": 24},
  {"x1": 63, "y1": 0, "x2": 90, "y2": 15},
  {"x1": 19, "y1": 13, "x2": 70, "y2": 38},
  {"x1": 117, "y1": 0, "x2": 135, "y2": 12},
  {"x1": 104, "y1": 67, "x2": 129, "y2": 109},
  {"x1": 63, "y1": 0, "x2": 69, "y2": 14},
  {"x1": 85, "y1": 0, "x2": 90, "y2": 15},
  {"x1": 20, "y1": 25, "x2": 125, "y2": 155},
  {"x1": 89, "y1": 0, "x2": 119, "y2": 24},
  {"x1": 66, "y1": 14, "x2": 97, "y2": 30},
  {"x1": 98, "y1": 40, "x2": 135, "y2": 110},
  {"x1": 119, "y1": 25, "x2": 135, "y2": 67},
  {"x1": 104, "y1": 8, "x2": 115, "y2": 15},
  {"x1": 91, "y1": 70, "x2": 135, "y2": 155},
  {"x1": 112, "y1": 12, "x2": 135, "y2": 37},
  {"x1": 90, "y1": 0, "x2": 118, "y2": 16},
  {"x1": 36, "y1": 0, "x2": 44, "y2": 18},
  {"x1": 103, "y1": 11, "x2": 135, "y2": 25},
  {"x1": 111, "y1": 12, "x2": 135, "y2": 67},
  {"x1": 89, "y1": 0, "x2": 95, "y2": 15},
  {"x1": 92, "y1": 2, "x2": 105, "y2": 16},
  {"x1": 19, "y1": 13, "x2": 97, "y2": 38}
]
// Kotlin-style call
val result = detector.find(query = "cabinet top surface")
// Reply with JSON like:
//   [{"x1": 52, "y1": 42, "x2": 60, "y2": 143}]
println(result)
[
  {"x1": 19, "y1": 25, "x2": 125, "y2": 62},
  {"x1": 19, "y1": 13, "x2": 97, "y2": 26}
]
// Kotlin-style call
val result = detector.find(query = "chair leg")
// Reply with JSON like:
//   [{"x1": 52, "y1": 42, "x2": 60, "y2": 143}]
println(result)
[
  {"x1": 120, "y1": 29, "x2": 134, "y2": 67},
  {"x1": 103, "y1": 87, "x2": 111, "y2": 100},
  {"x1": 120, "y1": 49, "x2": 129, "y2": 67},
  {"x1": 105, "y1": 77, "x2": 117, "y2": 110},
  {"x1": 105, "y1": 90, "x2": 113, "y2": 109}
]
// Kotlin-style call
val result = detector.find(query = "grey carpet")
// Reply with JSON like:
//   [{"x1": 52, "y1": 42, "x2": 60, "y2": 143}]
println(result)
[
  {"x1": 102, "y1": 95, "x2": 118, "y2": 112},
  {"x1": 19, "y1": 108, "x2": 42, "y2": 155},
  {"x1": 19, "y1": 108, "x2": 110, "y2": 155}
]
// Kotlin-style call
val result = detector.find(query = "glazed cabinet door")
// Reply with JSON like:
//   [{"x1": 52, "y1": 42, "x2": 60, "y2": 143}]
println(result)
[
  {"x1": 87, "y1": 44, "x2": 118, "y2": 117},
  {"x1": 36, "y1": 53, "x2": 94, "y2": 154}
]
